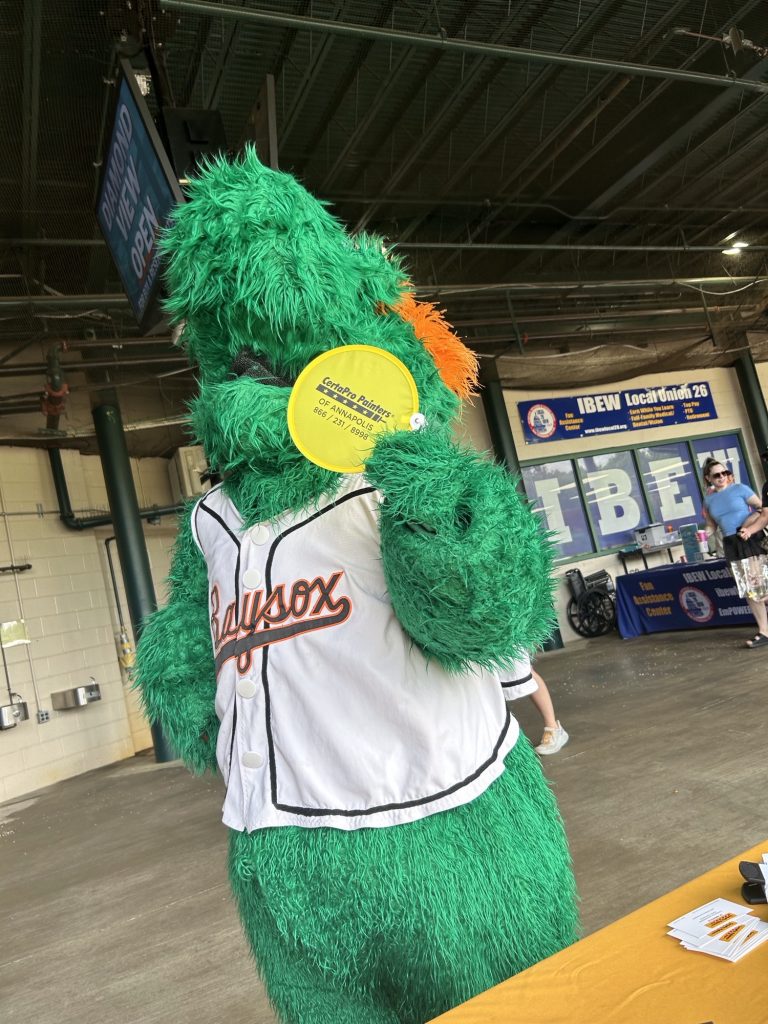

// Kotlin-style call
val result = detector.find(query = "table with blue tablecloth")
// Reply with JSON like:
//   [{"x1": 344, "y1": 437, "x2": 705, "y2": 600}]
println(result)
[{"x1": 615, "y1": 558, "x2": 754, "y2": 638}]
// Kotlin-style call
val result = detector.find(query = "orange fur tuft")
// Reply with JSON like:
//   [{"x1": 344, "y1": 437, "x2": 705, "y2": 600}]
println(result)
[{"x1": 391, "y1": 291, "x2": 479, "y2": 400}]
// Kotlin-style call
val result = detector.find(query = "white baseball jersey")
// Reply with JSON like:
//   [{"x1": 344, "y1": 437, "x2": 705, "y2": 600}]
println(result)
[{"x1": 191, "y1": 475, "x2": 519, "y2": 832}]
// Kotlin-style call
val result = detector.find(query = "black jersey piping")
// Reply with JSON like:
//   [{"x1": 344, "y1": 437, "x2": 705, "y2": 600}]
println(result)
[
  {"x1": 501, "y1": 671, "x2": 533, "y2": 687},
  {"x1": 273, "y1": 709, "x2": 512, "y2": 818},
  {"x1": 197, "y1": 489, "x2": 242, "y2": 773},
  {"x1": 256, "y1": 484, "x2": 511, "y2": 818}
]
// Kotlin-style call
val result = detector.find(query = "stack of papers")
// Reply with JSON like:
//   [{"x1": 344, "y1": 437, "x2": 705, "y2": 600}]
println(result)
[{"x1": 668, "y1": 898, "x2": 768, "y2": 962}]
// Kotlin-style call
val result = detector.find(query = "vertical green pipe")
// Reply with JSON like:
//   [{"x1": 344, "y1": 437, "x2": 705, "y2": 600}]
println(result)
[
  {"x1": 92, "y1": 402, "x2": 175, "y2": 762},
  {"x1": 478, "y1": 359, "x2": 564, "y2": 650},
  {"x1": 733, "y1": 351, "x2": 768, "y2": 457}
]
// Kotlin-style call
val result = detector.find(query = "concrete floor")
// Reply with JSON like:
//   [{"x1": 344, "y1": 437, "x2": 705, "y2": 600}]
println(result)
[{"x1": 2, "y1": 627, "x2": 768, "y2": 1024}]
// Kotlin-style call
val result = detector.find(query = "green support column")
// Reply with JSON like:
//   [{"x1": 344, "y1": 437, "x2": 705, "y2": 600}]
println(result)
[
  {"x1": 478, "y1": 359, "x2": 564, "y2": 650},
  {"x1": 733, "y1": 350, "x2": 768, "y2": 457},
  {"x1": 478, "y1": 358, "x2": 523, "y2": 488},
  {"x1": 92, "y1": 401, "x2": 175, "y2": 762}
]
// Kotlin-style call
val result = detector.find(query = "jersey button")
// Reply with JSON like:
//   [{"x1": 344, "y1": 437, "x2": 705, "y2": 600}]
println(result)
[
  {"x1": 242, "y1": 567, "x2": 261, "y2": 589},
  {"x1": 236, "y1": 679, "x2": 257, "y2": 699},
  {"x1": 242, "y1": 751, "x2": 264, "y2": 769},
  {"x1": 249, "y1": 524, "x2": 269, "y2": 545}
]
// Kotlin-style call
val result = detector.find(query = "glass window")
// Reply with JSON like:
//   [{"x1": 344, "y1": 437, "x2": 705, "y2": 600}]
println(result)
[
  {"x1": 520, "y1": 432, "x2": 753, "y2": 561},
  {"x1": 635, "y1": 441, "x2": 701, "y2": 527},
  {"x1": 691, "y1": 434, "x2": 750, "y2": 488},
  {"x1": 521, "y1": 461, "x2": 594, "y2": 559},
  {"x1": 577, "y1": 451, "x2": 649, "y2": 548}
]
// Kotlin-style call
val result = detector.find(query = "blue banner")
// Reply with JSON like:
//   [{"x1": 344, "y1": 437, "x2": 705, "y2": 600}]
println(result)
[
  {"x1": 615, "y1": 560, "x2": 753, "y2": 639},
  {"x1": 520, "y1": 382, "x2": 717, "y2": 444},
  {"x1": 96, "y1": 74, "x2": 181, "y2": 324}
]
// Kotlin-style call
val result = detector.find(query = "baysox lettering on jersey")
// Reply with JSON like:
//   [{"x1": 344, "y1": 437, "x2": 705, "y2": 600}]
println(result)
[{"x1": 211, "y1": 572, "x2": 352, "y2": 674}]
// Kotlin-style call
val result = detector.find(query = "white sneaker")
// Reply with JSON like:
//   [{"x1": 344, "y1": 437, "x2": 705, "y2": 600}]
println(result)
[{"x1": 535, "y1": 722, "x2": 569, "y2": 755}]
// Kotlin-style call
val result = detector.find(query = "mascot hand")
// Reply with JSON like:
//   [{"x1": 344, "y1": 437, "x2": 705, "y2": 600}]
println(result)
[
  {"x1": 134, "y1": 510, "x2": 219, "y2": 773},
  {"x1": 366, "y1": 427, "x2": 555, "y2": 672}
]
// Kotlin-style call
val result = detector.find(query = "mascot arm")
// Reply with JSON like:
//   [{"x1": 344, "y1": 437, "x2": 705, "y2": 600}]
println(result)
[
  {"x1": 134, "y1": 507, "x2": 219, "y2": 774},
  {"x1": 365, "y1": 428, "x2": 554, "y2": 673}
]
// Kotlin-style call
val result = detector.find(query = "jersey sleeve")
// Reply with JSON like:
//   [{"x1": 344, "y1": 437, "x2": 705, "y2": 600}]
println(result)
[{"x1": 499, "y1": 654, "x2": 538, "y2": 701}]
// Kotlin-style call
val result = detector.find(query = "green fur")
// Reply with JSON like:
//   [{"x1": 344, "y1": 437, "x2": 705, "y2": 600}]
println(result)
[
  {"x1": 161, "y1": 147, "x2": 406, "y2": 385},
  {"x1": 365, "y1": 429, "x2": 555, "y2": 671},
  {"x1": 133, "y1": 507, "x2": 219, "y2": 772},
  {"x1": 230, "y1": 740, "x2": 578, "y2": 1024},
  {"x1": 135, "y1": 149, "x2": 578, "y2": 1024}
]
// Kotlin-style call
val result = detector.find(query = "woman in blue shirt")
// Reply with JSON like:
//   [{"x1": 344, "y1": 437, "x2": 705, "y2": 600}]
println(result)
[{"x1": 703, "y1": 461, "x2": 768, "y2": 648}]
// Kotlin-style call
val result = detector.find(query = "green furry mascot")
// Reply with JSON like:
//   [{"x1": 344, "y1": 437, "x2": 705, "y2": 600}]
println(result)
[{"x1": 135, "y1": 147, "x2": 578, "y2": 1024}]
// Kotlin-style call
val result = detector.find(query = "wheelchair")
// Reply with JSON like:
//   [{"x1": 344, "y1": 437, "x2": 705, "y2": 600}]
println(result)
[{"x1": 565, "y1": 568, "x2": 616, "y2": 638}]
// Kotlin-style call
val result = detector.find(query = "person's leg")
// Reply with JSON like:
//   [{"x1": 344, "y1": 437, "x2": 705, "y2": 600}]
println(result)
[
  {"x1": 528, "y1": 670, "x2": 558, "y2": 729},
  {"x1": 745, "y1": 596, "x2": 768, "y2": 646},
  {"x1": 529, "y1": 670, "x2": 569, "y2": 754}
]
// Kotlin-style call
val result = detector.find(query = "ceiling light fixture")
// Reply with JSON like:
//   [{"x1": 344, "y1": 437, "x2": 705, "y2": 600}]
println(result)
[{"x1": 722, "y1": 246, "x2": 744, "y2": 256}]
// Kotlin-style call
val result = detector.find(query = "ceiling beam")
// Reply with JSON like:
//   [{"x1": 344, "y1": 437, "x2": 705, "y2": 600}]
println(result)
[
  {"x1": 0, "y1": 294, "x2": 130, "y2": 311},
  {"x1": 295, "y1": 0, "x2": 397, "y2": 170},
  {"x1": 178, "y1": 11, "x2": 214, "y2": 106},
  {"x1": 421, "y1": 276, "x2": 768, "y2": 297},
  {"x1": 394, "y1": 0, "x2": 688, "y2": 244},
  {"x1": 434, "y1": 0, "x2": 768, "y2": 279},
  {"x1": 311, "y1": 0, "x2": 451, "y2": 188},
  {"x1": 277, "y1": 1, "x2": 348, "y2": 150},
  {"x1": 21, "y1": 0, "x2": 42, "y2": 263},
  {"x1": 348, "y1": 0, "x2": 539, "y2": 232},
  {"x1": 161, "y1": 0, "x2": 768, "y2": 94},
  {"x1": 0, "y1": 355, "x2": 187, "y2": 378},
  {"x1": 396, "y1": 242, "x2": 768, "y2": 253}
]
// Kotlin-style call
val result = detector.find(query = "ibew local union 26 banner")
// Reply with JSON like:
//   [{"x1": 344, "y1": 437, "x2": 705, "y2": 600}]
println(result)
[{"x1": 519, "y1": 382, "x2": 717, "y2": 444}]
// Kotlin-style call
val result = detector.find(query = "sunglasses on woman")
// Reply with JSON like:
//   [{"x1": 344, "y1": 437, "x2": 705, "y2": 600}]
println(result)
[{"x1": 710, "y1": 471, "x2": 729, "y2": 479}]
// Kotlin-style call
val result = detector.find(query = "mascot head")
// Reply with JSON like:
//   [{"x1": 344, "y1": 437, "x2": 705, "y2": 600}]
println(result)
[{"x1": 162, "y1": 147, "x2": 478, "y2": 512}]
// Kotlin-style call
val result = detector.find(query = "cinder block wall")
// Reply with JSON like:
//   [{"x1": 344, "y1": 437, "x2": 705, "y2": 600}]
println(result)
[{"x1": 0, "y1": 447, "x2": 176, "y2": 802}]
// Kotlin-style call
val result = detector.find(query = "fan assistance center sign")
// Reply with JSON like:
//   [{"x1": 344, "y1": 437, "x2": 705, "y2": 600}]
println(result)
[{"x1": 519, "y1": 382, "x2": 717, "y2": 444}]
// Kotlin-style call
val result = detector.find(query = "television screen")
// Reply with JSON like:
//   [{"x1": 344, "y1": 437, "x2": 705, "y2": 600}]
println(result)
[{"x1": 96, "y1": 62, "x2": 183, "y2": 330}]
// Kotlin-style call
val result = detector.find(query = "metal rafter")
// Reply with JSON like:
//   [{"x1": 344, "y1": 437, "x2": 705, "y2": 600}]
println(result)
[
  {"x1": 588, "y1": 97, "x2": 768, "y2": 251},
  {"x1": 277, "y1": 2, "x2": 351, "y2": 151},
  {"x1": 295, "y1": 0, "x2": 397, "y2": 171},
  {"x1": 160, "y1": 0, "x2": 768, "y2": 94},
  {"x1": 202, "y1": 6, "x2": 244, "y2": 109},
  {"x1": 268, "y1": 0, "x2": 311, "y2": 86},
  {"x1": 350, "y1": 0, "x2": 552, "y2": 232},
  {"x1": 434, "y1": 0, "x2": 767, "y2": 279},
  {"x1": 395, "y1": 0, "x2": 689, "y2": 245},
  {"x1": 316, "y1": 1, "x2": 479, "y2": 192},
  {"x1": 177, "y1": 10, "x2": 213, "y2": 106},
  {"x1": 21, "y1": 0, "x2": 42, "y2": 261}
]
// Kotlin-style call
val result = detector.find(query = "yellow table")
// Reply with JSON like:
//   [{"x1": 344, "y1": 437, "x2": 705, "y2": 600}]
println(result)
[{"x1": 430, "y1": 842, "x2": 768, "y2": 1024}]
